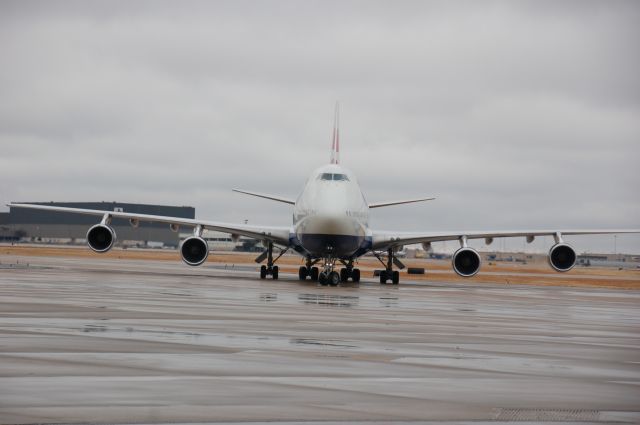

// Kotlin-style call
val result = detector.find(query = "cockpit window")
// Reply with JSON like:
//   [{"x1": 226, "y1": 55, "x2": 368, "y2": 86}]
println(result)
[{"x1": 318, "y1": 173, "x2": 350, "y2": 181}]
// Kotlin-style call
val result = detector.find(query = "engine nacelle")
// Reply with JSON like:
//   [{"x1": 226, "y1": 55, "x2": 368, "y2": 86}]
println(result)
[
  {"x1": 452, "y1": 247, "x2": 481, "y2": 277},
  {"x1": 180, "y1": 236, "x2": 209, "y2": 266},
  {"x1": 548, "y1": 243, "x2": 576, "y2": 272},
  {"x1": 86, "y1": 224, "x2": 116, "y2": 253}
]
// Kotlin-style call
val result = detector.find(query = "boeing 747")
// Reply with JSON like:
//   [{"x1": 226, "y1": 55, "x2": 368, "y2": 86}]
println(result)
[{"x1": 9, "y1": 106, "x2": 639, "y2": 285}]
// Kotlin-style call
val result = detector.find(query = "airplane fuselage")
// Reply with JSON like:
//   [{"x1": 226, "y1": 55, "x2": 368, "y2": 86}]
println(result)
[{"x1": 291, "y1": 164, "x2": 371, "y2": 258}]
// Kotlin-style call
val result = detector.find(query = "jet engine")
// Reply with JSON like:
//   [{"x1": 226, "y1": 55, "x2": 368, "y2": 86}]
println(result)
[
  {"x1": 548, "y1": 243, "x2": 576, "y2": 272},
  {"x1": 452, "y1": 247, "x2": 481, "y2": 277},
  {"x1": 86, "y1": 224, "x2": 116, "y2": 253},
  {"x1": 180, "y1": 236, "x2": 209, "y2": 266}
]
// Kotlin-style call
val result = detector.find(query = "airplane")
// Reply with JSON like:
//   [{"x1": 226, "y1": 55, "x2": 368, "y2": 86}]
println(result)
[{"x1": 8, "y1": 105, "x2": 639, "y2": 286}]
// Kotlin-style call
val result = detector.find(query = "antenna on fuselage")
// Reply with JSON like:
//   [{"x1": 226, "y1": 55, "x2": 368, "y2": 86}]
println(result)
[{"x1": 330, "y1": 102, "x2": 340, "y2": 164}]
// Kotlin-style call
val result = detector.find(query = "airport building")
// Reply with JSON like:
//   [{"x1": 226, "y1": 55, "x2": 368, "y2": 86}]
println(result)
[
  {"x1": 1, "y1": 202, "x2": 195, "y2": 248},
  {"x1": 180, "y1": 230, "x2": 263, "y2": 252}
]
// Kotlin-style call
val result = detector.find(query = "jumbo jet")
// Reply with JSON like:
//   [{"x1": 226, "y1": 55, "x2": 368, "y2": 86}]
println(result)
[{"x1": 9, "y1": 106, "x2": 639, "y2": 286}]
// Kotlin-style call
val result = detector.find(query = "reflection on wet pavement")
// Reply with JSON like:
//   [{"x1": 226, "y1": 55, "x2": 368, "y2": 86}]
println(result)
[
  {"x1": 298, "y1": 293, "x2": 359, "y2": 307},
  {"x1": 379, "y1": 296, "x2": 398, "y2": 308},
  {"x1": 259, "y1": 293, "x2": 278, "y2": 302}
]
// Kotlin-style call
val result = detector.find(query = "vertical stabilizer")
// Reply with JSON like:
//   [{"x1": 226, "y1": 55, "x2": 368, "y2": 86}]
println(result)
[{"x1": 330, "y1": 102, "x2": 340, "y2": 164}]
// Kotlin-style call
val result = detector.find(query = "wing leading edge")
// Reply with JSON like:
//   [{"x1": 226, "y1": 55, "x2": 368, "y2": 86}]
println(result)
[{"x1": 8, "y1": 203, "x2": 291, "y2": 246}]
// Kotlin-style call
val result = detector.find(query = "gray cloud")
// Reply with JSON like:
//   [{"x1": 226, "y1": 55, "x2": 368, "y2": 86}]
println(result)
[{"x1": 1, "y1": 0, "x2": 639, "y2": 253}]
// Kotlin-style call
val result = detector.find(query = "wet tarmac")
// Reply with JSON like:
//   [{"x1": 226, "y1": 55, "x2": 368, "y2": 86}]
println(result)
[{"x1": 1, "y1": 255, "x2": 639, "y2": 424}]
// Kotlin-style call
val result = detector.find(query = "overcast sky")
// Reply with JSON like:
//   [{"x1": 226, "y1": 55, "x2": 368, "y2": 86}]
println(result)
[{"x1": 1, "y1": 0, "x2": 639, "y2": 253}]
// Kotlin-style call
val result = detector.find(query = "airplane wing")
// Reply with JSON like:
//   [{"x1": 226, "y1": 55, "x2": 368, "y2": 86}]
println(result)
[
  {"x1": 371, "y1": 228, "x2": 640, "y2": 250},
  {"x1": 8, "y1": 203, "x2": 291, "y2": 246},
  {"x1": 232, "y1": 189, "x2": 296, "y2": 205},
  {"x1": 368, "y1": 197, "x2": 435, "y2": 209}
]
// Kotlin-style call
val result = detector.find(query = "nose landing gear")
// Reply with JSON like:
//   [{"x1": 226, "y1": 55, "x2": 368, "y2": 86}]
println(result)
[{"x1": 317, "y1": 256, "x2": 339, "y2": 286}]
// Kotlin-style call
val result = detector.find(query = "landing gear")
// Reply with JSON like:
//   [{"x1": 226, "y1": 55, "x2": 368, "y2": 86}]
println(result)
[
  {"x1": 375, "y1": 248, "x2": 403, "y2": 285},
  {"x1": 299, "y1": 258, "x2": 321, "y2": 281},
  {"x1": 339, "y1": 265, "x2": 361, "y2": 283},
  {"x1": 256, "y1": 241, "x2": 286, "y2": 280},
  {"x1": 319, "y1": 271, "x2": 340, "y2": 286},
  {"x1": 332, "y1": 258, "x2": 360, "y2": 284},
  {"x1": 300, "y1": 257, "x2": 360, "y2": 286}
]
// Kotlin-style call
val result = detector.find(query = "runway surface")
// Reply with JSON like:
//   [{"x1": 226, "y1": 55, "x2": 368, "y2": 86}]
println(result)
[{"x1": 1, "y1": 255, "x2": 639, "y2": 424}]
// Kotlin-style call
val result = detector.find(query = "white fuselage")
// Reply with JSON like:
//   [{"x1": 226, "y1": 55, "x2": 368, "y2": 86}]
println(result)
[{"x1": 292, "y1": 164, "x2": 371, "y2": 257}]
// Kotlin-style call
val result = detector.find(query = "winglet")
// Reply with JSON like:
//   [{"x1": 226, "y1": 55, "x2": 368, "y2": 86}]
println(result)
[{"x1": 330, "y1": 102, "x2": 340, "y2": 164}]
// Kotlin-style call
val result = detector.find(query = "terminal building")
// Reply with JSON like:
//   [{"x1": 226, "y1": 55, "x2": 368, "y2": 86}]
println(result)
[{"x1": 0, "y1": 202, "x2": 195, "y2": 248}]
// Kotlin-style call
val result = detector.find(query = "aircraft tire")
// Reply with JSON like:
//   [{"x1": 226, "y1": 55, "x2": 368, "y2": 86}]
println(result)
[
  {"x1": 272, "y1": 266, "x2": 279, "y2": 280},
  {"x1": 260, "y1": 265, "x2": 267, "y2": 279},
  {"x1": 318, "y1": 272, "x2": 328, "y2": 285},
  {"x1": 310, "y1": 267, "x2": 319, "y2": 281},
  {"x1": 379, "y1": 271, "x2": 387, "y2": 284},
  {"x1": 328, "y1": 271, "x2": 340, "y2": 286},
  {"x1": 340, "y1": 268, "x2": 349, "y2": 282},
  {"x1": 298, "y1": 266, "x2": 308, "y2": 280},
  {"x1": 352, "y1": 268, "x2": 360, "y2": 282},
  {"x1": 392, "y1": 270, "x2": 400, "y2": 285}
]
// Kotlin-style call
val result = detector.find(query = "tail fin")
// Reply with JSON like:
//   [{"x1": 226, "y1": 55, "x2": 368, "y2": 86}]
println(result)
[{"x1": 330, "y1": 102, "x2": 340, "y2": 164}]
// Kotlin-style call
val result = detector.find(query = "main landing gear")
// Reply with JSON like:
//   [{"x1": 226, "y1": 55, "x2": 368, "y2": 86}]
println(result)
[
  {"x1": 256, "y1": 241, "x2": 287, "y2": 280},
  {"x1": 298, "y1": 257, "x2": 320, "y2": 282},
  {"x1": 374, "y1": 248, "x2": 404, "y2": 285},
  {"x1": 298, "y1": 257, "x2": 361, "y2": 286}
]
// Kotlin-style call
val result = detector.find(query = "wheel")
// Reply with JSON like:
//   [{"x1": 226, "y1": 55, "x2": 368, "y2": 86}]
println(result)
[
  {"x1": 298, "y1": 266, "x2": 308, "y2": 280},
  {"x1": 392, "y1": 270, "x2": 400, "y2": 285},
  {"x1": 328, "y1": 271, "x2": 340, "y2": 286},
  {"x1": 352, "y1": 268, "x2": 360, "y2": 283},
  {"x1": 260, "y1": 265, "x2": 267, "y2": 279},
  {"x1": 310, "y1": 267, "x2": 319, "y2": 281},
  {"x1": 272, "y1": 266, "x2": 279, "y2": 280},
  {"x1": 379, "y1": 270, "x2": 387, "y2": 284},
  {"x1": 340, "y1": 268, "x2": 349, "y2": 282},
  {"x1": 318, "y1": 272, "x2": 328, "y2": 285}
]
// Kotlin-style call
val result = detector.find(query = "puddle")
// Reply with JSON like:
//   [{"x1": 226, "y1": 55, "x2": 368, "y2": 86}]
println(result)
[
  {"x1": 161, "y1": 292, "x2": 193, "y2": 297},
  {"x1": 260, "y1": 293, "x2": 278, "y2": 302},
  {"x1": 298, "y1": 294, "x2": 359, "y2": 308},
  {"x1": 379, "y1": 297, "x2": 398, "y2": 308},
  {"x1": 291, "y1": 338, "x2": 357, "y2": 348},
  {"x1": 83, "y1": 325, "x2": 107, "y2": 333}
]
